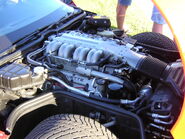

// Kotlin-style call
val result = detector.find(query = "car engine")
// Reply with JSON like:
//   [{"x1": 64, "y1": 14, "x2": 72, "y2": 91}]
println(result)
[{"x1": 0, "y1": 30, "x2": 183, "y2": 139}]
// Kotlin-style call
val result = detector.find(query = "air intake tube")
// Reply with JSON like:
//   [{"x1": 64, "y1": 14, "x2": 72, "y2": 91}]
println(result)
[
  {"x1": 124, "y1": 50, "x2": 169, "y2": 81},
  {"x1": 136, "y1": 56, "x2": 169, "y2": 80},
  {"x1": 129, "y1": 53, "x2": 182, "y2": 98}
]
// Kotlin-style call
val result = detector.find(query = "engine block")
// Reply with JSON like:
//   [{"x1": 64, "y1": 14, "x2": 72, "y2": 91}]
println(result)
[
  {"x1": 44, "y1": 31, "x2": 142, "y2": 96},
  {"x1": 45, "y1": 31, "x2": 144, "y2": 68}
]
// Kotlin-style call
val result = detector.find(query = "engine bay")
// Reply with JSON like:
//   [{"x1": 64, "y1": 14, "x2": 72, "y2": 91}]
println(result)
[{"x1": 0, "y1": 30, "x2": 184, "y2": 138}]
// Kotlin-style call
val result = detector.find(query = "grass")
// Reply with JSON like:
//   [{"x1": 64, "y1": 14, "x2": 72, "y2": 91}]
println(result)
[{"x1": 73, "y1": 0, "x2": 153, "y2": 35}]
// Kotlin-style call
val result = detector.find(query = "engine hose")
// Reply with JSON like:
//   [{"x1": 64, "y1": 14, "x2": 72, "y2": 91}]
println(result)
[
  {"x1": 76, "y1": 67, "x2": 124, "y2": 84},
  {"x1": 49, "y1": 76, "x2": 137, "y2": 105},
  {"x1": 90, "y1": 94, "x2": 144, "y2": 105},
  {"x1": 49, "y1": 76, "x2": 90, "y2": 97},
  {"x1": 86, "y1": 54, "x2": 111, "y2": 66},
  {"x1": 136, "y1": 104, "x2": 152, "y2": 115},
  {"x1": 103, "y1": 119, "x2": 116, "y2": 128},
  {"x1": 78, "y1": 20, "x2": 87, "y2": 31},
  {"x1": 89, "y1": 94, "x2": 120, "y2": 104},
  {"x1": 104, "y1": 62, "x2": 125, "y2": 68},
  {"x1": 120, "y1": 97, "x2": 142, "y2": 105},
  {"x1": 76, "y1": 66, "x2": 136, "y2": 94},
  {"x1": 48, "y1": 71, "x2": 71, "y2": 86},
  {"x1": 122, "y1": 77, "x2": 137, "y2": 94},
  {"x1": 135, "y1": 42, "x2": 179, "y2": 54},
  {"x1": 50, "y1": 76, "x2": 121, "y2": 104},
  {"x1": 149, "y1": 123, "x2": 170, "y2": 132},
  {"x1": 147, "y1": 112, "x2": 171, "y2": 119},
  {"x1": 130, "y1": 98, "x2": 148, "y2": 112},
  {"x1": 27, "y1": 46, "x2": 45, "y2": 66},
  {"x1": 154, "y1": 118, "x2": 173, "y2": 125},
  {"x1": 44, "y1": 62, "x2": 71, "y2": 85}
]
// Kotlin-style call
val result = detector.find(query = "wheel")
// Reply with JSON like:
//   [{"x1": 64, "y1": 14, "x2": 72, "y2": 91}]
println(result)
[
  {"x1": 25, "y1": 114, "x2": 117, "y2": 139},
  {"x1": 132, "y1": 32, "x2": 179, "y2": 62},
  {"x1": 132, "y1": 32, "x2": 177, "y2": 50}
]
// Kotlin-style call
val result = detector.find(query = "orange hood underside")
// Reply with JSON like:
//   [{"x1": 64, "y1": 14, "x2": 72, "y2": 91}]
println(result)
[{"x1": 152, "y1": 0, "x2": 185, "y2": 138}]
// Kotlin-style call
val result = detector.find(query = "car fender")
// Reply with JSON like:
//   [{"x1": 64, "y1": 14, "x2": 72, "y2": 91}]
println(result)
[{"x1": 153, "y1": 0, "x2": 185, "y2": 138}]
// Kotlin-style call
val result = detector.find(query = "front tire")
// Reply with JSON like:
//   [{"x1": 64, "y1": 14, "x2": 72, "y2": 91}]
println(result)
[
  {"x1": 132, "y1": 32, "x2": 179, "y2": 62},
  {"x1": 26, "y1": 114, "x2": 117, "y2": 139}
]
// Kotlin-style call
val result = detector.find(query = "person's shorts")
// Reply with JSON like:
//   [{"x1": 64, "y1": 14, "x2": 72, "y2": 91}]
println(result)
[
  {"x1": 118, "y1": 0, "x2": 132, "y2": 6},
  {"x1": 151, "y1": 6, "x2": 166, "y2": 24},
  {"x1": 62, "y1": 0, "x2": 72, "y2": 4}
]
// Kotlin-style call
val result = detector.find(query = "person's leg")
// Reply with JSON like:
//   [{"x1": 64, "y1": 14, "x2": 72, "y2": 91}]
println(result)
[
  {"x1": 152, "y1": 23, "x2": 163, "y2": 33},
  {"x1": 151, "y1": 6, "x2": 166, "y2": 34},
  {"x1": 116, "y1": 0, "x2": 132, "y2": 30}
]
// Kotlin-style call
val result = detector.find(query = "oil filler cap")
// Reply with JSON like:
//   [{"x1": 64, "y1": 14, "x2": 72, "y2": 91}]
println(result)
[{"x1": 33, "y1": 67, "x2": 45, "y2": 75}]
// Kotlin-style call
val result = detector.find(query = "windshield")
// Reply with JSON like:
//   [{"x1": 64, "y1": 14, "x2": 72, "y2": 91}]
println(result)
[{"x1": 0, "y1": 0, "x2": 74, "y2": 50}]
